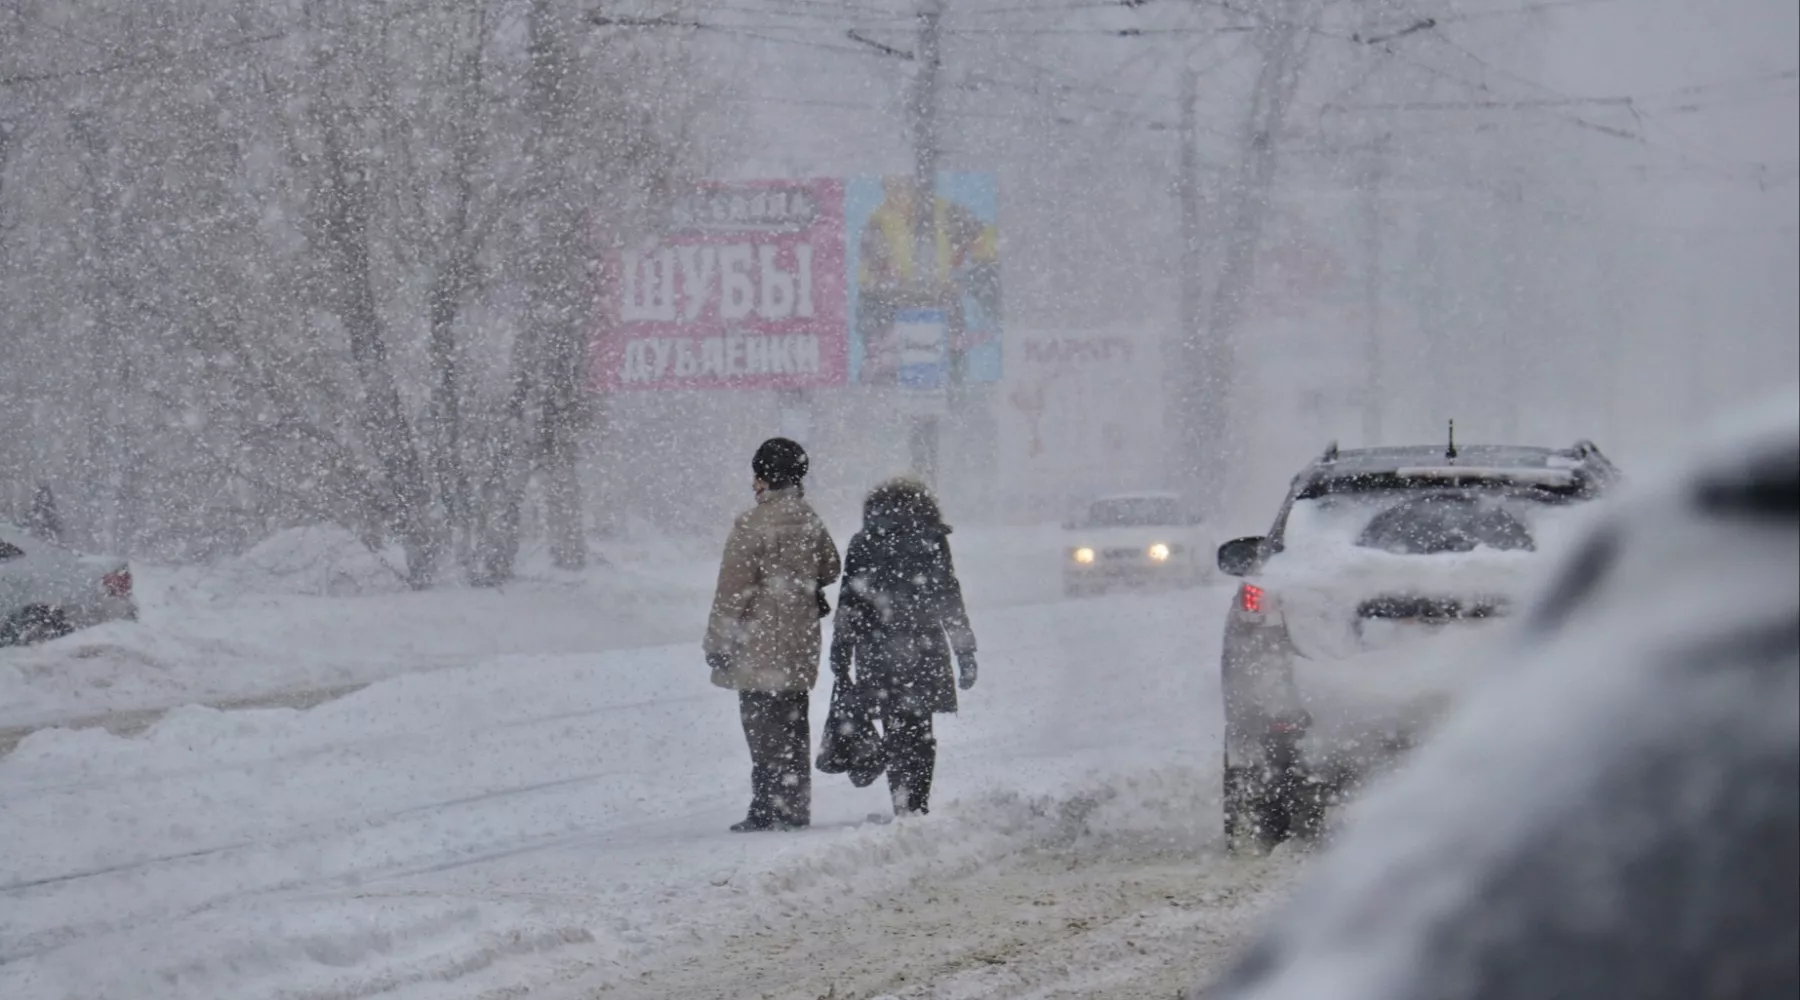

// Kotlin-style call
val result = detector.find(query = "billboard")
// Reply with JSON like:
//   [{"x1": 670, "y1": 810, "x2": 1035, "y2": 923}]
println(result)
[
  {"x1": 593, "y1": 173, "x2": 1000, "y2": 391},
  {"x1": 595, "y1": 179, "x2": 849, "y2": 392},
  {"x1": 846, "y1": 172, "x2": 1002, "y2": 386}
]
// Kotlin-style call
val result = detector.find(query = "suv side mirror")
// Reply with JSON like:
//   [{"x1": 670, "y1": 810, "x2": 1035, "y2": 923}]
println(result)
[{"x1": 1217, "y1": 536, "x2": 1265, "y2": 577}]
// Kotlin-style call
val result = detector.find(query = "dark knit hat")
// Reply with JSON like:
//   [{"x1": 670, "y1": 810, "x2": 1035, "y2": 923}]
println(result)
[{"x1": 752, "y1": 437, "x2": 809, "y2": 489}]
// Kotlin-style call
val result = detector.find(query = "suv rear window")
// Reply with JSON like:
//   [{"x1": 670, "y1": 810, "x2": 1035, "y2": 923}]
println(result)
[
  {"x1": 1282, "y1": 486, "x2": 1587, "y2": 555},
  {"x1": 1297, "y1": 467, "x2": 1599, "y2": 502},
  {"x1": 1356, "y1": 493, "x2": 1536, "y2": 554}
]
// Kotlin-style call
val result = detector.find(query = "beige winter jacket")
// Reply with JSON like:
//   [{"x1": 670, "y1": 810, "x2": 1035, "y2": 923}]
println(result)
[{"x1": 704, "y1": 487, "x2": 842, "y2": 693}]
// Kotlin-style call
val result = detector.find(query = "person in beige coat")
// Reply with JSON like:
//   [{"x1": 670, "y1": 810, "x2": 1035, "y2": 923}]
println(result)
[{"x1": 705, "y1": 437, "x2": 842, "y2": 832}]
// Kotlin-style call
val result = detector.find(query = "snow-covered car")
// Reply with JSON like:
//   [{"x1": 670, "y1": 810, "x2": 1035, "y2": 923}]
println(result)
[
  {"x1": 1213, "y1": 437, "x2": 1620, "y2": 850},
  {"x1": 1062, "y1": 491, "x2": 1209, "y2": 597},
  {"x1": 0, "y1": 523, "x2": 137, "y2": 646},
  {"x1": 1194, "y1": 396, "x2": 1797, "y2": 1000}
]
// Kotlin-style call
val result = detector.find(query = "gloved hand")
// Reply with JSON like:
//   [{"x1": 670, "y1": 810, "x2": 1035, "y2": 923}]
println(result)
[
  {"x1": 957, "y1": 653, "x2": 978, "y2": 691},
  {"x1": 706, "y1": 652, "x2": 734, "y2": 675}
]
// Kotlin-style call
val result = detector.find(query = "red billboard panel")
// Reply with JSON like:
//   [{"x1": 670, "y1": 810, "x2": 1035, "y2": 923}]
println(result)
[{"x1": 593, "y1": 179, "x2": 848, "y2": 391}]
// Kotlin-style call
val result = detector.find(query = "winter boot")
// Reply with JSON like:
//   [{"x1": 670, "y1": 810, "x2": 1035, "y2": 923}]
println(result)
[
  {"x1": 909, "y1": 738, "x2": 936, "y2": 814},
  {"x1": 887, "y1": 737, "x2": 937, "y2": 817}
]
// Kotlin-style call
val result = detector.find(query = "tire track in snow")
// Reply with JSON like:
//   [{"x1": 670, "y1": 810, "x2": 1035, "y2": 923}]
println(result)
[{"x1": 544, "y1": 841, "x2": 1300, "y2": 1000}]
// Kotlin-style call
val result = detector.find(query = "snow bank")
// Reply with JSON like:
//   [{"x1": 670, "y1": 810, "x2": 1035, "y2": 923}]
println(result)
[
  {"x1": 204, "y1": 525, "x2": 409, "y2": 598},
  {"x1": 0, "y1": 523, "x2": 1076, "y2": 731},
  {"x1": 0, "y1": 622, "x2": 258, "y2": 730}
]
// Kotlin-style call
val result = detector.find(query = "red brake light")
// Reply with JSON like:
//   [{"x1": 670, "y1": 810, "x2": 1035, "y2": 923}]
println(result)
[
  {"x1": 1241, "y1": 583, "x2": 1266, "y2": 614},
  {"x1": 103, "y1": 570, "x2": 133, "y2": 599}
]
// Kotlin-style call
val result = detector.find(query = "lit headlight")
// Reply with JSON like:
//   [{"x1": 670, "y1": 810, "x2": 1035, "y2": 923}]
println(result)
[
  {"x1": 1073, "y1": 547, "x2": 1096, "y2": 565},
  {"x1": 1147, "y1": 543, "x2": 1172, "y2": 562}
]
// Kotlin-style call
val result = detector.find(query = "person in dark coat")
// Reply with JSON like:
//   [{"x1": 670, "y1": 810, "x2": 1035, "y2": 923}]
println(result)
[{"x1": 829, "y1": 477, "x2": 978, "y2": 817}]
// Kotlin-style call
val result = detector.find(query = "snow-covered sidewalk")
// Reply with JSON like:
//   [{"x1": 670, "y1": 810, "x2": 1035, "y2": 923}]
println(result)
[
  {"x1": 1, "y1": 585, "x2": 1268, "y2": 1000},
  {"x1": 0, "y1": 524, "x2": 1077, "y2": 733}
]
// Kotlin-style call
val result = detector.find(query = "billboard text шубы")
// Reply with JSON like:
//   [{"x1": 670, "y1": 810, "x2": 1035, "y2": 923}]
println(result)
[{"x1": 594, "y1": 174, "x2": 1000, "y2": 392}]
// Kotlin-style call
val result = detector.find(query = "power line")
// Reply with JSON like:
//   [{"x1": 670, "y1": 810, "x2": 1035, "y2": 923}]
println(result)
[
  {"x1": 943, "y1": 24, "x2": 1254, "y2": 37},
  {"x1": 1329, "y1": 96, "x2": 1636, "y2": 111},
  {"x1": 1421, "y1": 32, "x2": 1790, "y2": 178},
  {"x1": 758, "y1": 0, "x2": 914, "y2": 14},
  {"x1": 589, "y1": 14, "x2": 904, "y2": 58},
  {"x1": 1424, "y1": 0, "x2": 1646, "y2": 22},
  {"x1": 705, "y1": 23, "x2": 909, "y2": 57},
  {"x1": 1639, "y1": 68, "x2": 1799, "y2": 99},
  {"x1": 951, "y1": 0, "x2": 1163, "y2": 15},
  {"x1": 713, "y1": 88, "x2": 1195, "y2": 136},
  {"x1": 703, "y1": 1, "x2": 915, "y2": 25},
  {"x1": 1361, "y1": 38, "x2": 1647, "y2": 141}
]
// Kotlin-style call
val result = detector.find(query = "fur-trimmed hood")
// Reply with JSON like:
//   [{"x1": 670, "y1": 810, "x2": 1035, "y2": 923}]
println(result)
[{"x1": 862, "y1": 477, "x2": 951, "y2": 533}]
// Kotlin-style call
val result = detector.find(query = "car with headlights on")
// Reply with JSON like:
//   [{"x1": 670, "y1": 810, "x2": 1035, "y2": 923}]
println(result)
[
  {"x1": 0, "y1": 522, "x2": 137, "y2": 646},
  {"x1": 1063, "y1": 491, "x2": 1208, "y2": 598},
  {"x1": 1213, "y1": 436, "x2": 1621, "y2": 852}
]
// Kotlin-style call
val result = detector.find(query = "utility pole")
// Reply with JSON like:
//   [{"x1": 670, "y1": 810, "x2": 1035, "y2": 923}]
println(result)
[
  {"x1": 1177, "y1": 61, "x2": 1203, "y2": 404},
  {"x1": 1360, "y1": 131, "x2": 1388, "y2": 447},
  {"x1": 907, "y1": 0, "x2": 946, "y2": 488},
  {"x1": 1171, "y1": 61, "x2": 1206, "y2": 502}
]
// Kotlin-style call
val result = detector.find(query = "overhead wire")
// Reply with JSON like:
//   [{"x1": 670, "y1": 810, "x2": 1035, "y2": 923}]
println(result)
[
  {"x1": 1422, "y1": 30, "x2": 1791, "y2": 180},
  {"x1": 689, "y1": 21, "x2": 910, "y2": 57},
  {"x1": 700, "y1": 0, "x2": 915, "y2": 25}
]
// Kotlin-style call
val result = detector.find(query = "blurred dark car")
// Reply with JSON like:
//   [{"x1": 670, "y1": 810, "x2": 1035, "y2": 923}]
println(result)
[{"x1": 1194, "y1": 397, "x2": 1798, "y2": 1000}]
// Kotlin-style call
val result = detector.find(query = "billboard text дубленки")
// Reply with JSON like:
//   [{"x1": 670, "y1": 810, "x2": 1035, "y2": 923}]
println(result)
[
  {"x1": 595, "y1": 179, "x2": 848, "y2": 391},
  {"x1": 595, "y1": 173, "x2": 999, "y2": 391}
]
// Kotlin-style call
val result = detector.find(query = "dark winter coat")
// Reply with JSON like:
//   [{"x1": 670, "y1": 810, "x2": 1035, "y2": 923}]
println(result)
[{"x1": 830, "y1": 479, "x2": 977, "y2": 717}]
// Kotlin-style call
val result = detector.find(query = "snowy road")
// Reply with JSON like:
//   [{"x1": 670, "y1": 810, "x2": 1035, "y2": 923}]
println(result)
[{"x1": 1, "y1": 576, "x2": 1293, "y2": 999}]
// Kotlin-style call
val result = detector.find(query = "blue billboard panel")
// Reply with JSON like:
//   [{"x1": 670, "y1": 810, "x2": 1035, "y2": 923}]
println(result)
[{"x1": 845, "y1": 172, "x2": 1002, "y2": 385}]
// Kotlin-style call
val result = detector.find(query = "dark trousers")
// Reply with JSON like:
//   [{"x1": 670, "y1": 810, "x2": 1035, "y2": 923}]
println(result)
[
  {"x1": 738, "y1": 690, "x2": 812, "y2": 825},
  {"x1": 881, "y1": 708, "x2": 936, "y2": 815}
]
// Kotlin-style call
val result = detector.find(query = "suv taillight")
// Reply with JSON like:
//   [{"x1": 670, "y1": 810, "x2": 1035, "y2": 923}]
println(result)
[
  {"x1": 1237, "y1": 582, "x2": 1284, "y2": 625},
  {"x1": 103, "y1": 569, "x2": 132, "y2": 599}
]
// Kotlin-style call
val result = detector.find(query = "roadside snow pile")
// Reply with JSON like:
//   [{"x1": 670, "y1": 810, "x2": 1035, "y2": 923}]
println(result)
[
  {"x1": 0, "y1": 522, "x2": 1071, "y2": 735},
  {"x1": 206, "y1": 525, "x2": 408, "y2": 598},
  {"x1": 0, "y1": 626, "x2": 257, "y2": 731}
]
